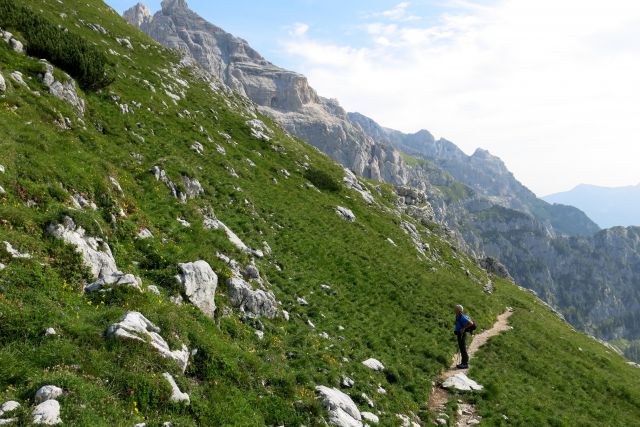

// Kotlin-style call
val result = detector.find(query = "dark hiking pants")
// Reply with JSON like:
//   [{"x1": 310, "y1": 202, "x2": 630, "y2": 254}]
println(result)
[{"x1": 456, "y1": 331, "x2": 469, "y2": 365}]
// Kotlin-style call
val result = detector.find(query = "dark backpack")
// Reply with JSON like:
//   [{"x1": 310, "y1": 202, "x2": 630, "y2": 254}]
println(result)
[{"x1": 467, "y1": 319, "x2": 477, "y2": 333}]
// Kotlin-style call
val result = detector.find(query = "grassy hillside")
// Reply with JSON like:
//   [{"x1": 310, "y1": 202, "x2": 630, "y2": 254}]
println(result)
[{"x1": 0, "y1": 1, "x2": 639, "y2": 425}]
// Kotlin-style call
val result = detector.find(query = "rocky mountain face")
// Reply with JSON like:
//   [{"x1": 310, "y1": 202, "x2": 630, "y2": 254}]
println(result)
[
  {"x1": 123, "y1": 0, "x2": 409, "y2": 185},
  {"x1": 545, "y1": 183, "x2": 640, "y2": 228},
  {"x1": 123, "y1": 1, "x2": 640, "y2": 349}
]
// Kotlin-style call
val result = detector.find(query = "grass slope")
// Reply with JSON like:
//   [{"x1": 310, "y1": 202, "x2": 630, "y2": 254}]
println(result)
[{"x1": 0, "y1": 1, "x2": 638, "y2": 426}]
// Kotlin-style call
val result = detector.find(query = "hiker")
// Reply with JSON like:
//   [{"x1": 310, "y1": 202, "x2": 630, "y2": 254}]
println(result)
[{"x1": 453, "y1": 304, "x2": 473, "y2": 369}]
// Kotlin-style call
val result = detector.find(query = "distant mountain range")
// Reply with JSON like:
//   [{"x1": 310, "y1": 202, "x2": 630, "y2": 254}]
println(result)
[{"x1": 545, "y1": 184, "x2": 640, "y2": 228}]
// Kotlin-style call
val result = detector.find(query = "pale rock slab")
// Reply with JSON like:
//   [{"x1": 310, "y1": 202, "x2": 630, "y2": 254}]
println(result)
[
  {"x1": 0, "y1": 401, "x2": 20, "y2": 417},
  {"x1": 315, "y1": 386, "x2": 362, "y2": 427},
  {"x1": 3, "y1": 241, "x2": 31, "y2": 259},
  {"x1": 336, "y1": 206, "x2": 356, "y2": 222},
  {"x1": 162, "y1": 373, "x2": 190, "y2": 404},
  {"x1": 361, "y1": 358, "x2": 385, "y2": 371},
  {"x1": 175, "y1": 261, "x2": 218, "y2": 317},
  {"x1": 48, "y1": 217, "x2": 142, "y2": 292},
  {"x1": 32, "y1": 400, "x2": 62, "y2": 425},
  {"x1": 226, "y1": 277, "x2": 278, "y2": 318},
  {"x1": 35, "y1": 385, "x2": 63, "y2": 404},
  {"x1": 106, "y1": 312, "x2": 189, "y2": 372},
  {"x1": 360, "y1": 412, "x2": 379, "y2": 424},
  {"x1": 442, "y1": 373, "x2": 483, "y2": 391}
]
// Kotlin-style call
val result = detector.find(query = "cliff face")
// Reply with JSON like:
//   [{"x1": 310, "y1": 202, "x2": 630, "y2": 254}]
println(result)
[{"x1": 124, "y1": 0, "x2": 409, "y2": 185}]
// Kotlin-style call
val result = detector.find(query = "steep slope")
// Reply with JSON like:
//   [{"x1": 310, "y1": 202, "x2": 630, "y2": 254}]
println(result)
[
  {"x1": 1, "y1": 1, "x2": 640, "y2": 426},
  {"x1": 545, "y1": 183, "x2": 640, "y2": 228},
  {"x1": 124, "y1": 0, "x2": 409, "y2": 186},
  {"x1": 125, "y1": 0, "x2": 640, "y2": 361}
]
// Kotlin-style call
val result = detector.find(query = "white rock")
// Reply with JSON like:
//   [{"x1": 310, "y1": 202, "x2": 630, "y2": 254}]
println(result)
[
  {"x1": 226, "y1": 277, "x2": 278, "y2": 318},
  {"x1": 282, "y1": 310, "x2": 290, "y2": 321},
  {"x1": 0, "y1": 263, "x2": 5, "y2": 270},
  {"x1": 44, "y1": 327, "x2": 57, "y2": 336},
  {"x1": 203, "y1": 216, "x2": 254, "y2": 255},
  {"x1": 0, "y1": 165, "x2": 4, "y2": 173},
  {"x1": 162, "y1": 373, "x2": 190, "y2": 404},
  {"x1": 0, "y1": 401, "x2": 20, "y2": 416},
  {"x1": 138, "y1": 228, "x2": 154, "y2": 239},
  {"x1": 0, "y1": 418, "x2": 17, "y2": 425},
  {"x1": 297, "y1": 297, "x2": 309, "y2": 306},
  {"x1": 106, "y1": 312, "x2": 189, "y2": 372},
  {"x1": 177, "y1": 217, "x2": 191, "y2": 227},
  {"x1": 10, "y1": 71, "x2": 26, "y2": 86},
  {"x1": 435, "y1": 418, "x2": 447, "y2": 426},
  {"x1": 467, "y1": 420, "x2": 481, "y2": 425},
  {"x1": 32, "y1": 399, "x2": 62, "y2": 425},
  {"x1": 255, "y1": 330, "x2": 265, "y2": 340},
  {"x1": 48, "y1": 217, "x2": 141, "y2": 291},
  {"x1": 35, "y1": 385, "x2": 63, "y2": 404},
  {"x1": 376, "y1": 385, "x2": 386, "y2": 394},
  {"x1": 442, "y1": 373, "x2": 483, "y2": 391},
  {"x1": 176, "y1": 261, "x2": 218, "y2": 317},
  {"x1": 0, "y1": 186, "x2": 4, "y2": 195},
  {"x1": 361, "y1": 358, "x2": 385, "y2": 371},
  {"x1": 109, "y1": 176, "x2": 124, "y2": 194},
  {"x1": 307, "y1": 319, "x2": 316, "y2": 329},
  {"x1": 9, "y1": 38, "x2": 23, "y2": 53},
  {"x1": 191, "y1": 141, "x2": 204, "y2": 155},
  {"x1": 147, "y1": 285, "x2": 161, "y2": 295},
  {"x1": 343, "y1": 169, "x2": 376, "y2": 204},
  {"x1": 316, "y1": 386, "x2": 362, "y2": 427},
  {"x1": 341, "y1": 376, "x2": 355, "y2": 388},
  {"x1": 0, "y1": 72, "x2": 5, "y2": 92},
  {"x1": 361, "y1": 393, "x2": 374, "y2": 408},
  {"x1": 361, "y1": 412, "x2": 379, "y2": 424},
  {"x1": 395, "y1": 414, "x2": 420, "y2": 427},
  {"x1": 3, "y1": 241, "x2": 31, "y2": 259},
  {"x1": 336, "y1": 206, "x2": 356, "y2": 222},
  {"x1": 246, "y1": 119, "x2": 272, "y2": 141},
  {"x1": 170, "y1": 295, "x2": 184, "y2": 306}
]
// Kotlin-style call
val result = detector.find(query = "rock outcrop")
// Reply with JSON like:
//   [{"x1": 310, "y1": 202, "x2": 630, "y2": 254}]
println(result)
[
  {"x1": 175, "y1": 261, "x2": 218, "y2": 317},
  {"x1": 106, "y1": 312, "x2": 189, "y2": 371},
  {"x1": 162, "y1": 373, "x2": 190, "y2": 404},
  {"x1": 48, "y1": 217, "x2": 142, "y2": 292},
  {"x1": 226, "y1": 277, "x2": 278, "y2": 319},
  {"x1": 39, "y1": 61, "x2": 85, "y2": 115},
  {"x1": 32, "y1": 400, "x2": 62, "y2": 425},
  {"x1": 315, "y1": 386, "x2": 362, "y2": 427}
]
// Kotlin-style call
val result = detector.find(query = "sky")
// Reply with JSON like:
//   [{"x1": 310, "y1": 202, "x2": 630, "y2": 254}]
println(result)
[{"x1": 107, "y1": 0, "x2": 640, "y2": 196}]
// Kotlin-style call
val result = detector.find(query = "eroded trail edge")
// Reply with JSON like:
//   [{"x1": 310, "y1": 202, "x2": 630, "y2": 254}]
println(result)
[{"x1": 428, "y1": 309, "x2": 514, "y2": 426}]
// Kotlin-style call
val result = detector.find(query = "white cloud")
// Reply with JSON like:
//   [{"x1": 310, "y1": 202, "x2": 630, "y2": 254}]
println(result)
[
  {"x1": 289, "y1": 22, "x2": 310, "y2": 37},
  {"x1": 282, "y1": 0, "x2": 640, "y2": 195},
  {"x1": 377, "y1": 2, "x2": 421, "y2": 21}
]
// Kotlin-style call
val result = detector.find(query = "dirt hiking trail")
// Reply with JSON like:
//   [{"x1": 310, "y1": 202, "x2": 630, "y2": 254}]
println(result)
[{"x1": 428, "y1": 308, "x2": 514, "y2": 426}]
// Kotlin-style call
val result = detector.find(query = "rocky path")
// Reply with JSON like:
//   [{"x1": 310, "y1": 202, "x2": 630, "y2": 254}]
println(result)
[{"x1": 428, "y1": 309, "x2": 514, "y2": 426}]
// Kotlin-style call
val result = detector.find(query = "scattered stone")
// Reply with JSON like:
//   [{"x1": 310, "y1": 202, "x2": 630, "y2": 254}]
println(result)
[
  {"x1": 138, "y1": 228, "x2": 154, "y2": 239},
  {"x1": 479, "y1": 257, "x2": 512, "y2": 280},
  {"x1": 35, "y1": 385, "x2": 63, "y2": 404},
  {"x1": 175, "y1": 261, "x2": 218, "y2": 317},
  {"x1": 336, "y1": 206, "x2": 356, "y2": 222},
  {"x1": 255, "y1": 330, "x2": 264, "y2": 340},
  {"x1": 341, "y1": 376, "x2": 355, "y2": 388},
  {"x1": 70, "y1": 193, "x2": 97, "y2": 210},
  {"x1": 162, "y1": 373, "x2": 190, "y2": 404},
  {"x1": 109, "y1": 176, "x2": 123, "y2": 194},
  {"x1": 182, "y1": 176, "x2": 204, "y2": 199},
  {"x1": 48, "y1": 217, "x2": 142, "y2": 292},
  {"x1": 39, "y1": 62, "x2": 85, "y2": 115},
  {"x1": 442, "y1": 373, "x2": 483, "y2": 391},
  {"x1": 361, "y1": 412, "x2": 379, "y2": 424},
  {"x1": 343, "y1": 169, "x2": 375, "y2": 204},
  {"x1": 9, "y1": 38, "x2": 23, "y2": 53},
  {"x1": 0, "y1": 401, "x2": 20, "y2": 417},
  {"x1": 435, "y1": 418, "x2": 447, "y2": 426},
  {"x1": 282, "y1": 310, "x2": 290, "y2": 321},
  {"x1": 9, "y1": 71, "x2": 26, "y2": 86},
  {"x1": 0, "y1": 72, "x2": 5, "y2": 92},
  {"x1": 44, "y1": 327, "x2": 57, "y2": 336},
  {"x1": 0, "y1": 165, "x2": 4, "y2": 173},
  {"x1": 361, "y1": 358, "x2": 385, "y2": 371},
  {"x1": 3, "y1": 241, "x2": 31, "y2": 259},
  {"x1": 203, "y1": 214, "x2": 260, "y2": 256},
  {"x1": 151, "y1": 166, "x2": 185, "y2": 202},
  {"x1": 376, "y1": 385, "x2": 386, "y2": 394},
  {"x1": 177, "y1": 217, "x2": 191, "y2": 227},
  {"x1": 307, "y1": 319, "x2": 316, "y2": 329},
  {"x1": 226, "y1": 277, "x2": 278, "y2": 318},
  {"x1": 147, "y1": 285, "x2": 161, "y2": 295},
  {"x1": 315, "y1": 386, "x2": 362, "y2": 427},
  {"x1": 32, "y1": 400, "x2": 62, "y2": 425},
  {"x1": 246, "y1": 119, "x2": 272, "y2": 141},
  {"x1": 191, "y1": 141, "x2": 204, "y2": 155},
  {"x1": 116, "y1": 37, "x2": 133, "y2": 49},
  {"x1": 467, "y1": 420, "x2": 480, "y2": 425},
  {"x1": 386, "y1": 238, "x2": 397, "y2": 246},
  {"x1": 169, "y1": 295, "x2": 184, "y2": 306},
  {"x1": 215, "y1": 144, "x2": 226, "y2": 155},
  {"x1": 361, "y1": 393, "x2": 374, "y2": 408},
  {"x1": 105, "y1": 311, "x2": 189, "y2": 372},
  {"x1": 297, "y1": 297, "x2": 309, "y2": 306}
]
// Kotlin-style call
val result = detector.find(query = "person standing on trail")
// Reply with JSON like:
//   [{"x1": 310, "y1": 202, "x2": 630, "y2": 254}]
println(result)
[{"x1": 454, "y1": 304, "x2": 472, "y2": 369}]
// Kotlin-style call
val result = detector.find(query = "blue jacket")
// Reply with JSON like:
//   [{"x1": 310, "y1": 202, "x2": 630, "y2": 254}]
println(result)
[{"x1": 455, "y1": 314, "x2": 471, "y2": 333}]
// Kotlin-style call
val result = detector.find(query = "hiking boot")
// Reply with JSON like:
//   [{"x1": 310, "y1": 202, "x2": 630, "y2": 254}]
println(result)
[{"x1": 456, "y1": 363, "x2": 469, "y2": 369}]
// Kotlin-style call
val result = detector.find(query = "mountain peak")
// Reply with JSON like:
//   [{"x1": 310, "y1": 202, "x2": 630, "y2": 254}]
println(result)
[
  {"x1": 161, "y1": 0, "x2": 190, "y2": 14},
  {"x1": 122, "y1": 2, "x2": 152, "y2": 28}
]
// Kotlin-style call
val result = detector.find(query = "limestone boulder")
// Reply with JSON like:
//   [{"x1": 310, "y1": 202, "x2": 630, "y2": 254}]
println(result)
[{"x1": 175, "y1": 261, "x2": 218, "y2": 317}]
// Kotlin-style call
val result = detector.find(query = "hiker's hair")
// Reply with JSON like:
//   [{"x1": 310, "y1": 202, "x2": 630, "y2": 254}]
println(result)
[{"x1": 455, "y1": 304, "x2": 464, "y2": 313}]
